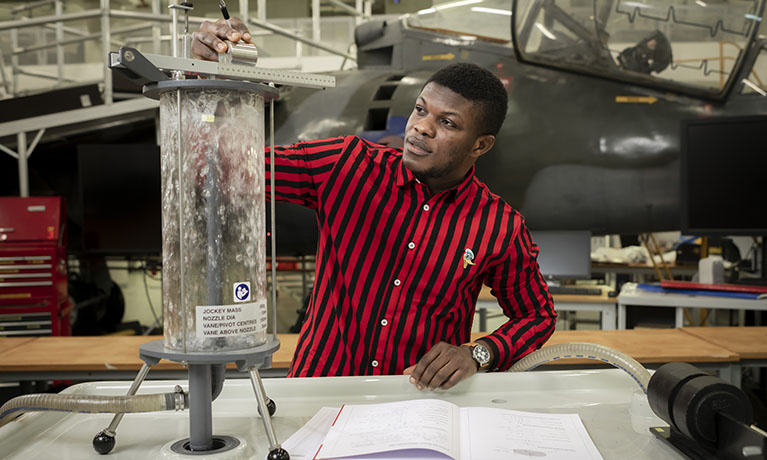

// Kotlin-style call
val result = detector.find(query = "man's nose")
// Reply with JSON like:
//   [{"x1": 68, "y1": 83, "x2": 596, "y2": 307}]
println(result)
[{"x1": 413, "y1": 117, "x2": 435, "y2": 137}]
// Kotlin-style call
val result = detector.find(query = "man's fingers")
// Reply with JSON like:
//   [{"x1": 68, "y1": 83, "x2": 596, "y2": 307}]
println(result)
[
  {"x1": 193, "y1": 31, "x2": 227, "y2": 58},
  {"x1": 439, "y1": 369, "x2": 467, "y2": 391},
  {"x1": 420, "y1": 355, "x2": 455, "y2": 390},
  {"x1": 409, "y1": 343, "x2": 478, "y2": 391},
  {"x1": 192, "y1": 18, "x2": 254, "y2": 61},
  {"x1": 409, "y1": 347, "x2": 441, "y2": 389},
  {"x1": 192, "y1": 32, "x2": 220, "y2": 61},
  {"x1": 229, "y1": 17, "x2": 253, "y2": 43},
  {"x1": 413, "y1": 345, "x2": 452, "y2": 390},
  {"x1": 403, "y1": 365, "x2": 415, "y2": 375}
]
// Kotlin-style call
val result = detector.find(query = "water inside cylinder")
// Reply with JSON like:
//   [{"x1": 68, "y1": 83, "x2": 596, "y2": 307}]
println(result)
[{"x1": 159, "y1": 87, "x2": 267, "y2": 352}]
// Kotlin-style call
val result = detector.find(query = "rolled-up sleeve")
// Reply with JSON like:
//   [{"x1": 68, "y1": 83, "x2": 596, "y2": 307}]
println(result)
[{"x1": 480, "y1": 218, "x2": 556, "y2": 371}]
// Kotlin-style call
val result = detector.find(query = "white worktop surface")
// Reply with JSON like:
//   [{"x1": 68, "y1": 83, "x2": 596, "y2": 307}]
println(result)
[{"x1": 0, "y1": 369, "x2": 685, "y2": 459}]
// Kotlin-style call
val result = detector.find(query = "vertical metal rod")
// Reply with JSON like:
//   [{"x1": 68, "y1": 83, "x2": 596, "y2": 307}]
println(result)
[
  {"x1": 152, "y1": 0, "x2": 161, "y2": 54},
  {"x1": 312, "y1": 0, "x2": 320, "y2": 43},
  {"x1": 296, "y1": 38, "x2": 303, "y2": 66},
  {"x1": 10, "y1": 14, "x2": 19, "y2": 96},
  {"x1": 104, "y1": 363, "x2": 152, "y2": 435},
  {"x1": 188, "y1": 364, "x2": 213, "y2": 451},
  {"x1": 0, "y1": 48, "x2": 10, "y2": 95},
  {"x1": 257, "y1": 0, "x2": 266, "y2": 21},
  {"x1": 248, "y1": 367, "x2": 280, "y2": 449},
  {"x1": 182, "y1": 7, "x2": 190, "y2": 59},
  {"x1": 355, "y1": 0, "x2": 363, "y2": 25},
  {"x1": 269, "y1": 97, "x2": 277, "y2": 340},
  {"x1": 170, "y1": 2, "x2": 179, "y2": 58},
  {"x1": 17, "y1": 131, "x2": 28, "y2": 197},
  {"x1": 206, "y1": 152, "x2": 222, "y2": 305},
  {"x1": 101, "y1": 0, "x2": 113, "y2": 104},
  {"x1": 177, "y1": 88, "x2": 187, "y2": 353},
  {"x1": 364, "y1": 0, "x2": 372, "y2": 17},
  {"x1": 239, "y1": 0, "x2": 249, "y2": 24},
  {"x1": 55, "y1": 1, "x2": 63, "y2": 86}
]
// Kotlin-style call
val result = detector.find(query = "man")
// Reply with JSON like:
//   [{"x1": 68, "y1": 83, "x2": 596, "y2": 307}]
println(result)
[{"x1": 193, "y1": 19, "x2": 556, "y2": 391}]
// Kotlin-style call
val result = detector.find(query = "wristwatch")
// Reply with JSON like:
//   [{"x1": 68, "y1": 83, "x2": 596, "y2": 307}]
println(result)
[{"x1": 463, "y1": 342, "x2": 492, "y2": 371}]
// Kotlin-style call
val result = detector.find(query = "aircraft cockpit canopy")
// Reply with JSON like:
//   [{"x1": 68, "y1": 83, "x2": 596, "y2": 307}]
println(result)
[
  {"x1": 514, "y1": 0, "x2": 766, "y2": 99},
  {"x1": 406, "y1": 0, "x2": 767, "y2": 100}
]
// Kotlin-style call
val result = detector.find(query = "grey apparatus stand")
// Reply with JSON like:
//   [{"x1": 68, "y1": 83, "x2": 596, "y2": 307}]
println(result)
[
  {"x1": 93, "y1": 338, "x2": 286, "y2": 458},
  {"x1": 95, "y1": 56, "x2": 296, "y2": 459}
]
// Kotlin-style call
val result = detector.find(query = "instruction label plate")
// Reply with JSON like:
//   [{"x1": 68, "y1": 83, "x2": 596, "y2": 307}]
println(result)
[{"x1": 196, "y1": 300, "x2": 267, "y2": 338}]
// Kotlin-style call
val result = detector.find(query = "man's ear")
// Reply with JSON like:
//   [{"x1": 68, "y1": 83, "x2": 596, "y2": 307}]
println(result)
[{"x1": 472, "y1": 134, "x2": 496, "y2": 159}]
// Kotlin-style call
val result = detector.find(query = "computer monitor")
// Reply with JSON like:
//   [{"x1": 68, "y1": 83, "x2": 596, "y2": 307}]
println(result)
[
  {"x1": 681, "y1": 115, "x2": 767, "y2": 235},
  {"x1": 77, "y1": 145, "x2": 162, "y2": 256},
  {"x1": 529, "y1": 230, "x2": 592, "y2": 280}
]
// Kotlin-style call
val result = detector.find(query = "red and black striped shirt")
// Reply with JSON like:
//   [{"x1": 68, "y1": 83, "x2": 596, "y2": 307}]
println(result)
[{"x1": 266, "y1": 136, "x2": 556, "y2": 377}]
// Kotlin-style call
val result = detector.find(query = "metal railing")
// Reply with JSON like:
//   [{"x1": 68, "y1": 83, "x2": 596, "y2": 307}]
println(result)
[{"x1": 0, "y1": 0, "x2": 375, "y2": 102}]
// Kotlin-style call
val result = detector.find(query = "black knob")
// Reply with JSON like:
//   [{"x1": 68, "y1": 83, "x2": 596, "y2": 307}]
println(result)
[
  {"x1": 93, "y1": 430, "x2": 116, "y2": 455},
  {"x1": 267, "y1": 447, "x2": 290, "y2": 460},
  {"x1": 258, "y1": 398, "x2": 277, "y2": 417},
  {"x1": 180, "y1": 2, "x2": 194, "y2": 7}
]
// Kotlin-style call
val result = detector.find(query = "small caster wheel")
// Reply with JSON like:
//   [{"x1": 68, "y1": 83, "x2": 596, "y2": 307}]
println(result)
[
  {"x1": 93, "y1": 430, "x2": 116, "y2": 454},
  {"x1": 267, "y1": 447, "x2": 290, "y2": 460},
  {"x1": 258, "y1": 398, "x2": 277, "y2": 417}
]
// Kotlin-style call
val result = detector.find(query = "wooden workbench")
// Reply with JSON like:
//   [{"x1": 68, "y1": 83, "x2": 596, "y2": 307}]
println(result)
[
  {"x1": 681, "y1": 327, "x2": 767, "y2": 360},
  {"x1": 0, "y1": 329, "x2": 746, "y2": 385},
  {"x1": 681, "y1": 326, "x2": 767, "y2": 387},
  {"x1": 0, "y1": 337, "x2": 36, "y2": 355},
  {"x1": 475, "y1": 328, "x2": 740, "y2": 383},
  {"x1": 0, "y1": 335, "x2": 298, "y2": 380}
]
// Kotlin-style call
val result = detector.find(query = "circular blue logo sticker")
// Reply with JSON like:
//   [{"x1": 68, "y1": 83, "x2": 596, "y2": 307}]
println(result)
[{"x1": 234, "y1": 282, "x2": 250, "y2": 302}]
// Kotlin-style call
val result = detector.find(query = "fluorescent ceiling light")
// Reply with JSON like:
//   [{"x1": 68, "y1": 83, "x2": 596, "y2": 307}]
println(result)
[
  {"x1": 435, "y1": 0, "x2": 483, "y2": 11},
  {"x1": 742, "y1": 78, "x2": 766, "y2": 95},
  {"x1": 622, "y1": 1, "x2": 651, "y2": 9},
  {"x1": 471, "y1": 6, "x2": 512, "y2": 16},
  {"x1": 535, "y1": 22, "x2": 556, "y2": 40},
  {"x1": 695, "y1": 0, "x2": 707, "y2": 6}
]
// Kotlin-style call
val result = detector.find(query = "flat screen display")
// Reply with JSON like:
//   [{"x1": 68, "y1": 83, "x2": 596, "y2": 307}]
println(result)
[
  {"x1": 681, "y1": 116, "x2": 767, "y2": 235},
  {"x1": 77, "y1": 145, "x2": 162, "y2": 256},
  {"x1": 530, "y1": 230, "x2": 592, "y2": 280}
]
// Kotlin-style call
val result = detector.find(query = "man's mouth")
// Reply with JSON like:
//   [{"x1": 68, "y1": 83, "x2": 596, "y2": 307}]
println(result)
[{"x1": 406, "y1": 138, "x2": 431, "y2": 156}]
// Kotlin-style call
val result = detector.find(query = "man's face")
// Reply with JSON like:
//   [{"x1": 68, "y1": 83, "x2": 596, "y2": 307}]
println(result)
[{"x1": 403, "y1": 83, "x2": 490, "y2": 191}]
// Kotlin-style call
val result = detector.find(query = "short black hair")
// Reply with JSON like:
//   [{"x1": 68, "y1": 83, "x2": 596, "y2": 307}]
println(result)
[{"x1": 425, "y1": 62, "x2": 508, "y2": 136}]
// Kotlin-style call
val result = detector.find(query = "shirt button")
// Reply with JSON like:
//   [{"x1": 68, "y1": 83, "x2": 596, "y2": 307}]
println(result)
[
  {"x1": 423, "y1": 204, "x2": 430, "y2": 211},
  {"x1": 408, "y1": 242, "x2": 415, "y2": 250},
  {"x1": 372, "y1": 360, "x2": 379, "y2": 368},
  {"x1": 394, "y1": 279, "x2": 401, "y2": 286},
  {"x1": 381, "y1": 319, "x2": 388, "y2": 326}
]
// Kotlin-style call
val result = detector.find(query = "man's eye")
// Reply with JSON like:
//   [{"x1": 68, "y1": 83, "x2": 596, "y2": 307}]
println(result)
[{"x1": 442, "y1": 119, "x2": 455, "y2": 128}]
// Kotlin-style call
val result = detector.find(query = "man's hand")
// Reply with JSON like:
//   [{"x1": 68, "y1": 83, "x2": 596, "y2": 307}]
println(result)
[
  {"x1": 403, "y1": 342, "x2": 478, "y2": 391},
  {"x1": 192, "y1": 18, "x2": 253, "y2": 61}
]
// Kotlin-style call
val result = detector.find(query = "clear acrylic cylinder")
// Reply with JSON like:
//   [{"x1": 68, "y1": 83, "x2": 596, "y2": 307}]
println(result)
[{"x1": 154, "y1": 80, "x2": 273, "y2": 353}]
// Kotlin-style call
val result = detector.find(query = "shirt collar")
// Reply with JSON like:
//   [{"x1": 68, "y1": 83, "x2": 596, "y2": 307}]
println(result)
[{"x1": 396, "y1": 157, "x2": 477, "y2": 203}]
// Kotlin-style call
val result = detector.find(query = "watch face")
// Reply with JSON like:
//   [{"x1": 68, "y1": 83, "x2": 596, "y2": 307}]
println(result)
[{"x1": 472, "y1": 344, "x2": 491, "y2": 366}]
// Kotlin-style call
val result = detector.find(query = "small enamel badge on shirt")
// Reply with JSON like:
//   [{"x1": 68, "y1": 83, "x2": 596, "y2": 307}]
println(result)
[{"x1": 463, "y1": 248, "x2": 476, "y2": 269}]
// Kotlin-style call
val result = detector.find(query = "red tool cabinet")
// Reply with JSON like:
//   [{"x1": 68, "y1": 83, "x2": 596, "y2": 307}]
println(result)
[{"x1": 0, "y1": 197, "x2": 71, "y2": 336}]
